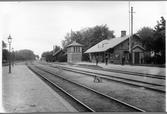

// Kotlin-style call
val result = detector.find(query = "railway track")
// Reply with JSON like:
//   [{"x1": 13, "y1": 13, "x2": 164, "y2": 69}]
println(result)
[
  {"x1": 37, "y1": 61, "x2": 165, "y2": 80},
  {"x1": 78, "y1": 64, "x2": 165, "y2": 80},
  {"x1": 27, "y1": 63, "x2": 146, "y2": 112},
  {"x1": 48, "y1": 64, "x2": 165, "y2": 93},
  {"x1": 51, "y1": 62, "x2": 165, "y2": 80}
]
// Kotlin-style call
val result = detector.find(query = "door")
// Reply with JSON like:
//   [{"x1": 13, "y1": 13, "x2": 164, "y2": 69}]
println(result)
[{"x1": 134, "y1": 52, "x2": 140, "y2": 64}]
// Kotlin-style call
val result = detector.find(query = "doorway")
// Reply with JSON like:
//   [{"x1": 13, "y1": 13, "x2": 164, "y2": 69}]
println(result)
[{"x1": 134, "y1": 52, "x2": 140, "y2": 64}]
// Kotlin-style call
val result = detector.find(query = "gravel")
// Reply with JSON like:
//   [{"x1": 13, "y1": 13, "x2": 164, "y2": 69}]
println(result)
[
  {"x1": 41, "y1": 65, "x2": 165, "y2": 112},
  {"x1": 2, "y1": 65, "x2": 77, "y2": 113}
]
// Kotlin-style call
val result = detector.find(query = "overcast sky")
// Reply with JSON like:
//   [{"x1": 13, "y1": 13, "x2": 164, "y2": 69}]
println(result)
[{"x1": 0, "y1": 1, "x2": 166, "y2": 57}]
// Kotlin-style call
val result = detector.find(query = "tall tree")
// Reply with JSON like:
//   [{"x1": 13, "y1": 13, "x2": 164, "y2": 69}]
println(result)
[
  {"x1": 53, "y1": 45, "x2": 61, "y2": 53},
  {"x1": 137, "y1": 27, "x2": 154, "y2": 51},
  {"x1": 153, "y1": 16, "x2": 166, "y2": 64},
  {"x1": 137, "y1": 17, "x2": 166, "y2": 64},
  {"x1": 62, "y1": 24, "x2": 115, "y2": 51}
]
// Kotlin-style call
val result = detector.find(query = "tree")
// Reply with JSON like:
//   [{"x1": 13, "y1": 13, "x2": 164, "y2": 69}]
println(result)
[
  {"x1": 137, "y1": 17, "x2": 166, "y2": 64},
  {"x1": 2, "y1": 41, "x2": 8, "y2": 62},
  {"x1": 53, "y1": 45, "x2": 61, "y2": 53},
  {"x1": 2, "y1": 49, "x2": 9, "y2": 62},
  {"x1": 14, "y1": 49, "x2": 36, "y2": 61},
  {"x1": 61, "y1": 24, "x2": 115, "y2": 61},
  {"x1": 41, "y1": 51, "x2": 52, "y2": 57},
  {"x1": 137, "y1": 27, "x2": 154, "y2": 52},
  {"x1": 153, "y1": 16, "x2": 166, "y2": 64},
  {"x1": 36, "y1": 55, "x2": 39, "y2": 59},
  {"x1": 2, "y1": 41, "x2": 7, "y2": 48}
]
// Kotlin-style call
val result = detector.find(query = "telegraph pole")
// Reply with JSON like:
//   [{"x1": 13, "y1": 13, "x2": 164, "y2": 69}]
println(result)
[{"x1": 129, "y1": 6, "x2": 135, "y2": 65}]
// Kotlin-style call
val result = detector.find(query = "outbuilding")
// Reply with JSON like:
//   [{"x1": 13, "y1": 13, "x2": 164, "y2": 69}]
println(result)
[
  {"x1": 85, "y1": 31, "x2": 145, "y2": 64},
  {"x1": 53, "y1": 49, "x2": 65, "y2": 62}
]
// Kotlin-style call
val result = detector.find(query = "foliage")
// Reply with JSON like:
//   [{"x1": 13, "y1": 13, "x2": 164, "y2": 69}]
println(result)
[
  {"x1": 53, "y1": 45, "x2": 61, "y2": 54},
  {"x1": 46, "y1": 54, "x2": 53, "y2": 62},
  {"x1": 62, "y1": 24, "x2": 115, "y2": 61},
  {"x1": 153, "y1": 17, "x2": 166, "y2": 64},
  {"x1": 42, "y1": 45, "x2": 61, "y2": 58},
  {"x1": 137, "y1": 27, "x2": 154, "y2": 51},
  {"x1": 2, "y1": 41, "x2": 36, "y2": 62},
  {"x1": 41, "y1": 51, "x2": 53, "y2": 57},
  {"x1": 2, "y1": 49, "x2": 9, "y2": 62},
  {"x1": 36, "y1": 55, "x2": 39, "y2": 59},
  {"x1": 14, "y1": 49, "x2": 36, "y2": 61},
  {"x1": 2, "y1": 41, "x2": 8, "y2": 62},
  {"x1": 41, "y1": 45, "x2": 62, "y2": 62},
  {"x1": 2, "y1": 41, "x2": 7, "y2": 49},
  {"x1": 138, "y1": 17, "x2": 166, "y2": 64}
]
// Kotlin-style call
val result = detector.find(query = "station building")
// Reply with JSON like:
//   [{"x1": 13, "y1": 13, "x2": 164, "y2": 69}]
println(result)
[
  {"x1": 85, "y1": 31, "x2": 145, "y2": 64},
  {"x1": 66, "y1": 41, "x2": 83, "y2": 63}
]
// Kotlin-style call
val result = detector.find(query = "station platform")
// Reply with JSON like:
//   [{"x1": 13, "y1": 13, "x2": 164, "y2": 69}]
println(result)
[
  {"x1": 2, "y1": 65, "x2": 77, "y2": 113},
  {"x1": 75, "y1": 62, "x2": 166, "y2": 76}
]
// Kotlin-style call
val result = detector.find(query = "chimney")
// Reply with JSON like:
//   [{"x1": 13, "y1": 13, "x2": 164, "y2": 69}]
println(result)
[{"x1": 121, "y1": 31, "x2": 126, "y2": 37}]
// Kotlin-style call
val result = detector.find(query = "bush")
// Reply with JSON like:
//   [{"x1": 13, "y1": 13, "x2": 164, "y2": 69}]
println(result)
[
  {"x1": 82, "y1": 53, "x2": 90, "y2": 61},
  {"x1": 144, "y1": 56, "x2": 154, "y2": 64},
  {"x1": 144, "y1": 55, "x2": 165, "y2": 64}
]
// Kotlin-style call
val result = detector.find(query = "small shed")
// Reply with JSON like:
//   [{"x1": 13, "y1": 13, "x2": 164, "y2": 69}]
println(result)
[
  {"x1": 53, "y1": 49, "x2": 65, "y2": 62},
  {"x1": 66, "y1": 41, "x2": 83, "y2": 63}
]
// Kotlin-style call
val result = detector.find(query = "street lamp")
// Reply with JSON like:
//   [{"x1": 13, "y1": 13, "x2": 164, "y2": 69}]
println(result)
[
  {"x1": 8, "y1": 35, "x2": 12, "y2": 73},
  {"x1": 12, "y1": 48, "x2": 14, "y2": 67}
]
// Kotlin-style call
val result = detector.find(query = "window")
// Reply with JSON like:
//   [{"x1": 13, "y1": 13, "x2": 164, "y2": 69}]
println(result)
[
  {"x1": 71, "y1": 47, "x2": 74, "y2": 52},
  {"x1": 74, "y1": 47, "x2": 76, "y2": 52},
  {"x1": 77, "y1": 47, "x2": 79, "y2": 52},
  {"x1": 80, "y1": 47, "x2": 82, "y2": 52},
  {"x1": 114, "y1": 53, "x2": 120, "y2": 60},
  {"x1": 110, "y1": 54, "x2": 113, "y2": 60}
]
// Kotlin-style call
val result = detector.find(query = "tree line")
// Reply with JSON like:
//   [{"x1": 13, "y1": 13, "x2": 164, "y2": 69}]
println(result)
[{"x1": 2, "y1": 41, "x2": 38, "y2": 63}]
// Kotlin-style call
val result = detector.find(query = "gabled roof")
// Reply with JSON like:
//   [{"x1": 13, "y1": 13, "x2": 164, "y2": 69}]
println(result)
[
  {"x1": 66, "y1": 41, "x2": 83, "y2": 47},
  {"x1": 132, "y1": 45, "x2": 145, "y2": 51},
  {"x1": 53, "y1": 49, "x2": 64, "y2": 56},
  {"x1": 84, "y1": 35, "x2": 131, "y2": 53}
]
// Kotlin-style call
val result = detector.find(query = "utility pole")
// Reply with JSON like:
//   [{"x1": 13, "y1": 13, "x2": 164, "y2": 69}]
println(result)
[{"x1": 129, "y1": 6, "x2": 135, "y2": 65}]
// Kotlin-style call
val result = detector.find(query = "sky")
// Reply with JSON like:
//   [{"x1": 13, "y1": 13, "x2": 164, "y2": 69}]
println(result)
[{"x1": 0, "y1": 1, "x2": 166, "y2": 57}]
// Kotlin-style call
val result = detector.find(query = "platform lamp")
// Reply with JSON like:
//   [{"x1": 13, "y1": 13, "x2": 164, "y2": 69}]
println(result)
[
  {"x1": 12, "y1": 48, "x2": 14, "y2": 67},
  {"x1": 8, "y1": 35, "x2": 12, "y2": 73}
]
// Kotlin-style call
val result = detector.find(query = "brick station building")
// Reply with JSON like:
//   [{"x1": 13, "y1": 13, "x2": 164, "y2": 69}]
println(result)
[{"x1": 85, "y1": 31, "x2": 145, "y2": 64}]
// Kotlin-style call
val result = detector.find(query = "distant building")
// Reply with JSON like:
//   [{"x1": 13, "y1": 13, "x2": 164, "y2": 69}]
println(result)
[
  {"x1": 66, "y1": 41, "x2": 83, "y2": 63},
  {"x1": 85, "y1": 31, "x2": 145, "y2": 64},
  {"x1": 53, "y1": 49, "x2": 65, "y2": 62},
  {"x1": 46, "y1": 54, "x2": 53, "y2": 62}
]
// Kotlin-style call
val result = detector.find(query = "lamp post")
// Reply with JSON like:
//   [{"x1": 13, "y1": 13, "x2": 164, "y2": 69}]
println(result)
[
  {"x1": 8, "y1": 35, "x2": 12, "y2": 73},
  {"x1": 12, "y1": 48, "x2": 14, "y2": 67}
]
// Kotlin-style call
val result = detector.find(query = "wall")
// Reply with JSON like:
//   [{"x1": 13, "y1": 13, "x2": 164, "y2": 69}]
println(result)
[
  {"x1": 67, "y1": 46, "x2": 82, "y2": 63},
  {"x1": 113, "y1": 39, "x2": 129, "y2": 64}
]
